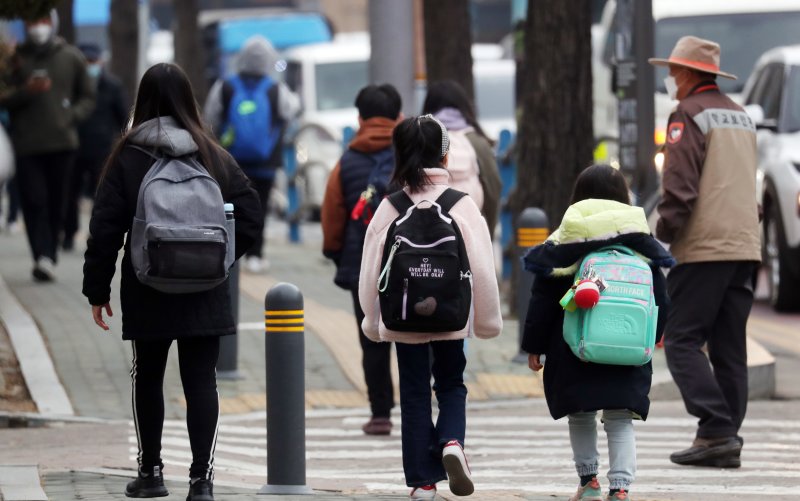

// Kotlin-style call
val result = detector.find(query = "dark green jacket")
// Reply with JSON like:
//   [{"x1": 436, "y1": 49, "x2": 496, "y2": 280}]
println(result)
[{"x1": 0, "y1": 38, "x2": 95, "y2": 156}]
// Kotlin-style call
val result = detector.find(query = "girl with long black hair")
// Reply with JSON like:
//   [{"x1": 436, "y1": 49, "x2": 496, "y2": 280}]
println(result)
[
  {"x1": 359, "y1": 115, "x2": 502, "y2": 499},
  {"x1": 82, "y1": 63, "x2": 262, "y2": 500}
]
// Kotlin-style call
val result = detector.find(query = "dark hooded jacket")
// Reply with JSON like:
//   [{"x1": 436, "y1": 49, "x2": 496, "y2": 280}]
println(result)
[
  {"x1": 522, "y1": 199, "x2": 674, "y2": 420},
  {"x1": 82, "y1": 117, "x2": 262, "y2": 340}
]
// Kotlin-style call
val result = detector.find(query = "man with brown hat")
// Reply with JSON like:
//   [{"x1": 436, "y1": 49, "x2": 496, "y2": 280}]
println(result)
[{"x1": 650, "y1": 36, "x2": 761, "y2": 468}]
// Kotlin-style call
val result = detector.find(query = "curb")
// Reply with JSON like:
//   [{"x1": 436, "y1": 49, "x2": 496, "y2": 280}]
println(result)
[{"x1": 0, "y1": 274, "x2": 74, "y2": 416}]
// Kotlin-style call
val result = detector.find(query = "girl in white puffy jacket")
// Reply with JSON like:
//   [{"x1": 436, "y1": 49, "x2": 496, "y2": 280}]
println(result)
[{"x1": 358, "y1": 115, "x2": 502, "y2": 500}]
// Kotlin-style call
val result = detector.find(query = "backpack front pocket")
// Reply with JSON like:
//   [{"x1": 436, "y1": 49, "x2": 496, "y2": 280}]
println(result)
[
  {"x1": 145, "y1": 226, "x2": 227, "y2": 280},
  {"x1": 580, "y1": 298, "x2": 653, "y2": 365}
]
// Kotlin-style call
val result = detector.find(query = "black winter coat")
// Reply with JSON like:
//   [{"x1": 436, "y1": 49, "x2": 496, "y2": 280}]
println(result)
[
  {"x1": 82, "y1": 124, "x2": 262, "y2": 340},
  {"x1": 522, "y1": 233, "x2": 672, "y2": 420}
]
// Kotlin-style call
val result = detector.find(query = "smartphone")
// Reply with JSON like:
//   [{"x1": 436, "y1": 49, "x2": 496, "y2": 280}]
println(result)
[{"x1": 31, "y1": 69, "x2": 49, "y2": 79}]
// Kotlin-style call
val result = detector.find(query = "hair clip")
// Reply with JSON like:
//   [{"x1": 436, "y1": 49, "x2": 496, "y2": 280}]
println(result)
[{"x1": 417, "y1": 114, "x2": 450, "y2": 159}]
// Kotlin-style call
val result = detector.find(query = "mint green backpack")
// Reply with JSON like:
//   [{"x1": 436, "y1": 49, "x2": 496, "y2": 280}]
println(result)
[{"x1": 561, "y1": 246, "x2": 658, "y2": 366}]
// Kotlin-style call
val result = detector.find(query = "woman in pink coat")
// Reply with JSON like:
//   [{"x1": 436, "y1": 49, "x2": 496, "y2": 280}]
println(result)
[{"x1": 359, "y1": 115, "x2": 502, "y2": 500}]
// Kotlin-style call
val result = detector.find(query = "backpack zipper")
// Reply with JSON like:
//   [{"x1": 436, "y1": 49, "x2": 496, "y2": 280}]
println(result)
[
  {"x1": 402, "y1": 278, "x2": 408, "y2": 320},
  {"x1": 396, "y1": 235, "x2": 456, "y2": 248}
]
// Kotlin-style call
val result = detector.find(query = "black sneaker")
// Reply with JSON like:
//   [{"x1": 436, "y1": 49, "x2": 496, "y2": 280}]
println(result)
[
  {"x1": 186, "y1": 478, "x2": 214, "y2": 501},
  {"x1": 125, "y1": 467, "x2": 169, "y2": 498}
]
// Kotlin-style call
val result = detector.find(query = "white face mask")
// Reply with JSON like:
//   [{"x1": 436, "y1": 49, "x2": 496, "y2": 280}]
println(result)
[
  {"x1": 27, "y1": 24, "x2": 52, "y2": 45},
  {"x1": 664, "y1": 75, "x2": 679, "y2": 100}
]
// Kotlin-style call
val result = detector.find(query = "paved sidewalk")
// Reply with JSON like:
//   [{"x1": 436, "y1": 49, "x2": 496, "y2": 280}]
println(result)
[
  {"x1": 0, "y1": 218, "x2": 543, "y2": 421},
  {"x1": 39, "y1": 470, "x2": 565, "y2": 500}
]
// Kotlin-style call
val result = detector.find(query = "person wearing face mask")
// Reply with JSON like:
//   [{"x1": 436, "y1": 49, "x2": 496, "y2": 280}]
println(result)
[
  {"x1": 649, "y1": 36, "x2": 761, "y2": 469},
  {"x1": 62, "y1": 43, "x2": 128, "y2": 251},
  {"x1": 0, "y1": 10, "x2": 95, "y2": 281}
]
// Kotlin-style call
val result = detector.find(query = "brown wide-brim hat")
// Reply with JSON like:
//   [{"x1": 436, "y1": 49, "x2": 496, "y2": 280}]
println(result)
[{"x1": 648, "y1": 35, "x2": 737, "y2": 80}]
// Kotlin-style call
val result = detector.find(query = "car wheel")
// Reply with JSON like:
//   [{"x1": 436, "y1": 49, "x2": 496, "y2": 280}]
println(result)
[{"x1": 763, "y1": 201, "x2": 800, "y2": 311}]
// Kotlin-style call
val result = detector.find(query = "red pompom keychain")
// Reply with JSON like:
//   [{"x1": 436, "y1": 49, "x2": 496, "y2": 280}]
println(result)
[{"x1": 573, "y1": 279, "x2": 601, "y2": 308}]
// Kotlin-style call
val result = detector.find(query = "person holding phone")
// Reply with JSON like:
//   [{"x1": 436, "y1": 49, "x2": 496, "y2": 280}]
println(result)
[{"x1": 0, "y1": 9, "x2": 95, "y2": 281}]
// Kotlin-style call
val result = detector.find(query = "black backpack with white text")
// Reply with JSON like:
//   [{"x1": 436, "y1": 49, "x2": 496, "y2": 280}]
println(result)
[{"x1": 377, "y1": 188, "x2": 472, "y2": 332}]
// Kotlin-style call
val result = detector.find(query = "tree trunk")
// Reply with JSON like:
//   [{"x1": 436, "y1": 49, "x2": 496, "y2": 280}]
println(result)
[
  {"x1": 55, "y1": 0, "x2": 75, "y2": 44},
  {"x1": 512, "y1": 0, "x2": 594, "y2": 230},
  {"x1": 108, "y1": 0, "x2": 138, "y2": 100},
  {"x1": 422, "y1": 0, "x2": 474, "y2": 102},
  {"x1": 174, "y1": 0, "x2": 207, "y2": 104}
]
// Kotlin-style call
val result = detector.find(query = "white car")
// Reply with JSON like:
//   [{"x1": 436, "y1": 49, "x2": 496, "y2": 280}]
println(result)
[{"x1": 743, "y1": 45, "x2": 800, "y2": 311}]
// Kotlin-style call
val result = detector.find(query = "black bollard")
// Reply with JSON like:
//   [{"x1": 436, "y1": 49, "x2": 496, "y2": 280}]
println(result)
[
  {"x1": 217, "y1": 261, "x2": 241, "y2": 380},
  {"x1": 512, "y1": 208, "x2": 549, "y2": 364},
  {"x1": 259, "y1": 282, "x2": 312, "y2": 495}
]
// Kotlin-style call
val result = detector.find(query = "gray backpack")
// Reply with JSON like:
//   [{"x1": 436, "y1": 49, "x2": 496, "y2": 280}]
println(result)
[{"x1": 130, "y1": 147, "x2": 235, "y2": 293}]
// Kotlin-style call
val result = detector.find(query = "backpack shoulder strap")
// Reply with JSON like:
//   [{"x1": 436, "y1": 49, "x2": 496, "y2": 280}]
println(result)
[
  {"x1": 435, "y1": 188, "x2": 467, "y2": 213},
  {"x1": 387, "y1": 190, "x2": 414, "y2": 216},
  {"x1": 227, "y1": 75, "x2": 245, "y2": 94},
  {"x1": 257, "y1": 75, "x2": 274, "y2": 94}
]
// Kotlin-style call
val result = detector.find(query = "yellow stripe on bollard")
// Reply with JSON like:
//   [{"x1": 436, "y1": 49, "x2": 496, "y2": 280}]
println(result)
[
  {"x1": 264, "y1": 310, "x2": 304, "y2": 333},
  {"x1": 264, "y1": 310, "x2": 304, "y2": 316},
  {"x1": 517, "y1": 227, "x2": 549, "y2": 247}
]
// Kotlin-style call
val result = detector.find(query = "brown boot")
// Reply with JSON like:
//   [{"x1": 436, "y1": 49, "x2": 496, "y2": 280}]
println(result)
[
  {"x1": 670, "y1": 436, "x2": 741, "y2": 467},
  {"x1": 362, "y1": 416, "x2": 392, "y2": 435}
]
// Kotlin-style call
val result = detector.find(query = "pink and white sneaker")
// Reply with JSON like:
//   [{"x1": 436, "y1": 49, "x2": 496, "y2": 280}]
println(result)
[
  {"x1": 409, "y1": 484, "x2": 437, "y2": 500},
  {"x1": 442, "y1": 440, "x2": 474, "y2": 496}
]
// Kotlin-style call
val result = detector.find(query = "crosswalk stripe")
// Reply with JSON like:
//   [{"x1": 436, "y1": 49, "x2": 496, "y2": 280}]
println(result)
[
  {"x1": 365, "y1": 481, "x2": 798, "y2": 496},
  {"x1": 131, "y1": 406, "x2": 800, "y2": 497},
  {"x1": 161, "y1": 430, "x2": 798, "y2": 456}
]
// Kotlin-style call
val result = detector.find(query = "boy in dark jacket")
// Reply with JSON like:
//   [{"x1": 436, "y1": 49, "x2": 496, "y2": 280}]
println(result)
[
  {"x1": 523, "y1": 165, "x2": 674, "y2": 501},
  {"x1": 320, "y1": 84, "x2": 402, "y2": 435}
]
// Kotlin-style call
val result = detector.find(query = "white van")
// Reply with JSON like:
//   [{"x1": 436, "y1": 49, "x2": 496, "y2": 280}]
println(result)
[{"x1": 594, "y1": 1, "x2": 800, "y2": 149}]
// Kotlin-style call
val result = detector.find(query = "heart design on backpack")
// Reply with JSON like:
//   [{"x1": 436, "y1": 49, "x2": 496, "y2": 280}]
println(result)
[{"x1": 414, "y1": 297, "x2": 437, "y2": 316}]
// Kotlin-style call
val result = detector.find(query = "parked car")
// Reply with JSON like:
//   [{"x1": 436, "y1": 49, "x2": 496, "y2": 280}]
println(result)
[{"x1": 743, "y1": 45, "x2": 800, "y2": 311}]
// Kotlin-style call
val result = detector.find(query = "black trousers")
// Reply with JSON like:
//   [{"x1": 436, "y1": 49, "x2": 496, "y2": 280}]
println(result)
[
  {"x1": 664, "y1": 261, "x2": 756, "y2": 439},
  {"x1": 351, "y1": 288, "x2": 394, "y2": 418},
  {"x1": 15, "y1": 151, "x2": 75, "y2": 262},
  {"x1": 131, "y1": 337, "x2": 220, "y2": 480},
  {"x1": 64, "y1": 150, "x2": 106, "y2": 241},
  {"x1": 247, "y1": 177, "x2": 274, "y2": 258},
  {"x1": 1, "y1": 176, "x2": 20, "y2": 223}
]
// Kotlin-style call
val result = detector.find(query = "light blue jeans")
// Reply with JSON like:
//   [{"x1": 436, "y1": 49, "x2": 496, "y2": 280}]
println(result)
[{"x1": 568, "y1": 409, "x2": 635, "y2": 490}]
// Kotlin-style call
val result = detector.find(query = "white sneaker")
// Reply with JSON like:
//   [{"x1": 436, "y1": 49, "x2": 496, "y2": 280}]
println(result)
[
  {"x1": 7, "y1": 221, "x2": 21, "y2": 235},
  {"x1": 442, "y1": 440, "x2": 474, "y2": 496},
  {"x1": 32, "y1": 257, "x2": 55, "y2": 282},
  {"x1": 409, "y1": 485, "x2": 437, "y2": 500},
  {"x1": 245, "y1": 256, "x2": 265, "y2": 274}
]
